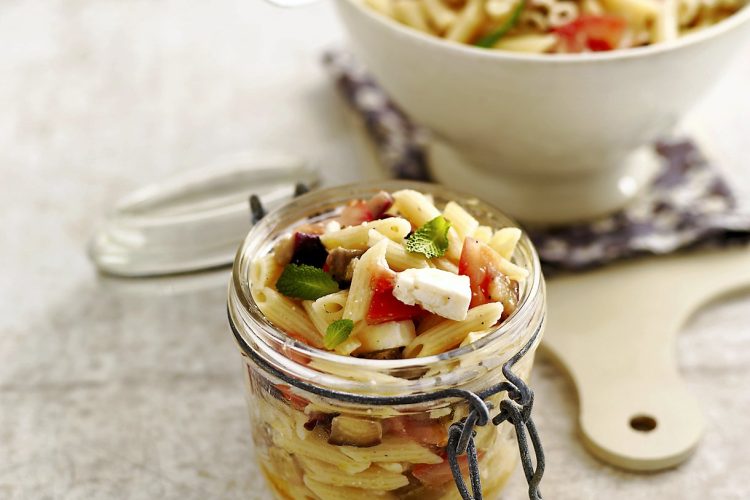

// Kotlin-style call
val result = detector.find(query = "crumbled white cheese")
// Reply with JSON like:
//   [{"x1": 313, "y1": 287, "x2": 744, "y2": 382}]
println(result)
[
  {"x1": 324, "y1": 220, "x2": 342, "y2": 234},
  {"x1": 393, "y1": 268, "x2": 471, "y2": 321}
]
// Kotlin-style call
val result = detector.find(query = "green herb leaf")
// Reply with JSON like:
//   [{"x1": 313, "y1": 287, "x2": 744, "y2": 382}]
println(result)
[
  {"x1": 276, "y1": 264, "x2": 339, "y2": 300},
  {"x1": 324, "y1": 319, "x2": 355, "y2": 350},
  {"x1": 475, "y1": 0, "x2": 526, "y2": 48},
  {"x1": 404, "y1": 215, "x2": 452, "y2": 258}
]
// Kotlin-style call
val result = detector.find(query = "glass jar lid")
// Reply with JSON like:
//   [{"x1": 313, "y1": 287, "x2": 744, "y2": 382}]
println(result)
[{"x1": 89, "y1": 152, "x2": 318, "y2": 277}]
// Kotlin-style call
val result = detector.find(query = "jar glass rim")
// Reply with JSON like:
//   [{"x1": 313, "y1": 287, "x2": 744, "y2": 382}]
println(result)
[{"x1": 228, "y1": 180, "x2": 544, "y2": 388}]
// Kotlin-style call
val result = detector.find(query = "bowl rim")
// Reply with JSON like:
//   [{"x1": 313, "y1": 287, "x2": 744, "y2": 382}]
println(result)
[{"x1": 337, "y1": 0, "x2": 750, "y2": 64}]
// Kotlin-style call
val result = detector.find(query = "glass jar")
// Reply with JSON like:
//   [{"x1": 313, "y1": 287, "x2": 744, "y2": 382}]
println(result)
[{"x1": 227, "y1": 181, "x2": 546, "y2": 500}]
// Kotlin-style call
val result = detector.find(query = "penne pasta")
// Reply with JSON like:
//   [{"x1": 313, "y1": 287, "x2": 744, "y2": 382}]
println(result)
[
  {"x1": 404, "y1": 302, "x2": 504, "y2": 357},
  {"x1": 488, "y1": 227, "x2": 522, "y2": 260},
  {"x1": 251, "y1": 286, "x2": 322, "y2": 348},
  {"x1": 392, "y1": 189, "x2": 462, "y2": 261},
  {"x1": 393, "y1": 0, "x2": 433, "y2": 33},
  {"x1": 443, "y1": 201, "x2": 479, "y2": 241},
  {"x1": 493, "y1": 33, "x2": 559, "y2": 52},
  {"x1": 321, "y1": 217, "x2": 412, "y2": 251},
  {"x1": 446, "y1": 0, "x2": 486, "y2": 42},
  {"x1": 376, "y1": 462, "x2": 407, "y2": 473},
  {"x1": 353, "y1": 320, "x2": 416, "y2": 353},
  {"x1": 485, "y1": 0, "x2": 517, "y2": 19},
  {"x1": 652, "y1": 0, "x2": 679, "y2": 42},
  {"x1": 431, "y1": 256, "x2": 460, "y2": 274},
  {"x1": 459, "y1": 328, "x2": 494, "y2": 347},
  {"x1": 599, "y1": 0, "x2": 660, "y2": 24},
  {"x1": 472, "y1": 225, "x2": 494, "y2": 243},
  {"x1": 298, "y1": 456, "x2": 409, "y2": 490},
  {"x1": 273, "y1": 430, "x2": 371, "y2": 474},
  {"x1": 368, "y1": 229, "x2": 429, "y2": 271},
  {"x1": 423, "y1": 0, "x2": 459, "y2": 31},
  {"x1": 303, "y1": 475, "x2": 396, "y2": 500},
  {"x1": 335, "y1": 333, "x2": 363, "y2": 356},
  {"x1": 303, "y1": 290, "x2": 349, "y2": 336},
  {"x1": 249, "y1": 254, "x2": 283, "y2": 290},
  {"x1": 364, "y1": 0, "x2": 395, "y2": 16},
  {"x1": 343, "y1": 239, "x2": 390, "y2": 324},
  {"x1": 340, "y1": 436, "x2": 443, "y2": 464},
  {"x1": 417, "y1": 313, "x2": 446, "y2": 334}
]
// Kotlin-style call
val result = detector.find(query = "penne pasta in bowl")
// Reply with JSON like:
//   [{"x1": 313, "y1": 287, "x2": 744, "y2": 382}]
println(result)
[
  {"x1": 331, "y1": 0, "x2": 750, "y2": 223},
  {"x1": 227, "y1": 181, "x2": 547, "y2": 499},
  {"x1": 359, "y1": 0, "x2": 747, "y2": 53}
]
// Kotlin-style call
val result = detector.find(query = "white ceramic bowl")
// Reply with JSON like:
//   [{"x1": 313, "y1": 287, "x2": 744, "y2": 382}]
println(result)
[{"x1": 333, "y1": 0, "x2": 750, "y2": 223}]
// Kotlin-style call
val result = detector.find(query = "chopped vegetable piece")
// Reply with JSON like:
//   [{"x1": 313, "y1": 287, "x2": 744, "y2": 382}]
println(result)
[
  {"x1": 458, "y1": 237, "x2": 519, "y2": 309},
  {"x1": 291, "y1": 233, "x2": 329, "y2": 268},
  {"x1": 383, "y1": 416, "x2": 448, "y2": 447},
  {"x1": 274, "y1": 384, "x2": 309, "y2": 411},
  {"x1": 404, "y1": 215, "x2": 452, "y2": 258},
  {"x1": 338, "y1": 191, "x2": 395, "y2": 226},
  {"x1": 328, "y1": 416, "x2": 383, "y2": 447},
  {"x1": 488, "y1": 274, "x2": 519, "y2": 320},
  {"x1": 412, "y1": 455, "x2": 471, "y2": 486},
  {"x1": 554, "y1": 15, "x2": 627, "y2": 52},
  {"x1": 475, "y1": 0, "x2": 526, "y2": 48},
  {"x1": 338, "y1": 200, "x2": 373, "y2": 227},
  {"x1": 458, "y1": 238, "x2": 492, "y2": 307},
  {"x1": 357, "y1": 347, "x2": 403, "y2": 360},
  {"x1": 324, "y1": 319, "x2": 355, "y2": 349},
  {"x1": 367, "y1": 275, "x2": 423, "y2": 325},
  {"x1": 276, "y1": 264, "x2": 339, "y2": 300},
  {"x1": 365, "y1": 191, "x2": 395, "y2": 218},
  {"x1": 303, "y1": 411, "x2": 335, "y2": 432},
  {"x1": 325, "y1": 247, "x2": 365, "y2": 282}
]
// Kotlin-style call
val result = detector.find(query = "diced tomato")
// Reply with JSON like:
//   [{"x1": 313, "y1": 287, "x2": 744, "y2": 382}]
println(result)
[
  {"x1": 338, "y1": 200, "x2": 374, "y2": 226},
  {"x1": 554, "y1": 15, "x2": 627, "y2": 53},
  {"x1": 383, "y1": 416, "x2": 448, "y2": 446},
  {"x1": 366, "y1": 274, "x2": 423, "y2": 324},
  {"x1": 275, "y1": 384, "x2": 309, "y2": 411},
  {"x1": 458, "y1": 238, "x2": 493, "y2": 307},
  {"x1": 337, "y1": 192, "x2": 394, "y2": 226},
  {"x1": 413, "y1": 455, "x2": 471, "y2": 487}
]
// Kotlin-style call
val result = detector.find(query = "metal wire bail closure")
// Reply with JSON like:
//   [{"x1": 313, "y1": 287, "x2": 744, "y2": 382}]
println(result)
[
  {"x1": 444, "y1": 332, "x2": 545, "y2": 500},
  {"x1": 239, "y1": 188, "x2": 545, "y2": 500}
]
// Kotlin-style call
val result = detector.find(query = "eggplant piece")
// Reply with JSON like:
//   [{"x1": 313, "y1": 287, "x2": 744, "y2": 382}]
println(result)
[
  {"x1": 357, "y1": 348, "x2": 403, "y2": 360},
  {"x1": 328, "y1": 415, "x2": 383, "y2": 447},
  {"x1": 303, "y1": 411, "x2": 336, "y2": 432},
  {"x1": 325, "y1": 248, "x2": 365, "y2": 282},
  {"x1": 488, "y1": 275, "x2": 519, "y2": 320},
  {"x1": 290, "y1": 232, "x2": 328, "y2": 268}
]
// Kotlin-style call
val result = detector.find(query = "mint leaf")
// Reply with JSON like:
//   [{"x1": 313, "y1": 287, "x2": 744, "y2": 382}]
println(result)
[
  {"x1": 324, "y1": 319, "x2": 354, "y2": 349},
  {"x1": 475, "y1": 0, "x2": 526, "y2": 48},
  {"x1": 276, "y1": 264, "x2": 339, "y2": 300},
  {"x1": 404, "y1": 215, "x2": 452, "y2": 258}
]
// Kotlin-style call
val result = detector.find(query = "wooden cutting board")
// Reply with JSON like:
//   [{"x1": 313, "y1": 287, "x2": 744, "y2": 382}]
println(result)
[{"x1": 543, "y1": 245, "x2": 750, "y2": 471}]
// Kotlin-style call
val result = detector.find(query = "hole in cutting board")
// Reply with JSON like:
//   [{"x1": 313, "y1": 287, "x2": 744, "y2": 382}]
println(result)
[{"x1": 630, "y1": 415, "x2": 658, "y2": 432}]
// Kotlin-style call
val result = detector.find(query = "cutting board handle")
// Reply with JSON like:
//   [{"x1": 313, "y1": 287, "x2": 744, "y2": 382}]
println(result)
[{"x1": 544, "y1": 247, "x2": 750, "y2": 471}]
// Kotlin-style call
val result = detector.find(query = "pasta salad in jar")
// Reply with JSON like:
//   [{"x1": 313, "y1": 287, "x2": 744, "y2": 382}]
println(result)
[{"x1": 228, "y1": 182, "x2": 546, "y2": 500}]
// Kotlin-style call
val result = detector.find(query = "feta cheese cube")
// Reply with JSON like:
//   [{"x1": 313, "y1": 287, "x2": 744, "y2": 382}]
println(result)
[{"x1": 393, "y1": 268, "x2": 471, "y2": 321}]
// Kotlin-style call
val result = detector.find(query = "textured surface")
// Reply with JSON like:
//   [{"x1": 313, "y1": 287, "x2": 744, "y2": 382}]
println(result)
[{"x1": 1, "y1": 1, "x2": 749, "y2": 499}]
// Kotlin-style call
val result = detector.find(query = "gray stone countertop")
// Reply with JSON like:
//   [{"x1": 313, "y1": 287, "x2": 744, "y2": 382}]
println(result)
[{"x1": 1, "y1": 1, "x2": 749, "y2": 499}]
